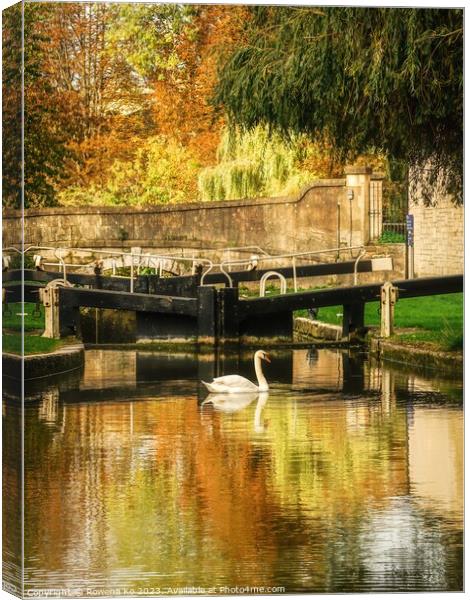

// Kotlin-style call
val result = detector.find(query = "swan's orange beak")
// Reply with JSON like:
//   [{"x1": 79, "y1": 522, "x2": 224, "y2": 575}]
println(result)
[{"x1": 264, "y1": 354, "x2": 271, "y2": 363}]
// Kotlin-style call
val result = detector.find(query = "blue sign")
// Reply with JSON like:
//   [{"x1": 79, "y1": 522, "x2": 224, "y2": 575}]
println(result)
[{"x1": 406, "y1": 214, "x2": 414, "y2": 247}]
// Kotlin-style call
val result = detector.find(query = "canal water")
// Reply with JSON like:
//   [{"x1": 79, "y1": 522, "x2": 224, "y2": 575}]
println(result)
[{"x1": 3, "y1": 348, "x2": 463, "y2": 594}]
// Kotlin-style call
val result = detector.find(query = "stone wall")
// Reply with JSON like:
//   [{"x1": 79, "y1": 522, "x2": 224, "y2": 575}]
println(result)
[
  {"x1": 410, "y1": 196, "x2": 463, "y2": 277},
  {"x1": 2, "y1": 168, "x2": 377, "y2": 259}
]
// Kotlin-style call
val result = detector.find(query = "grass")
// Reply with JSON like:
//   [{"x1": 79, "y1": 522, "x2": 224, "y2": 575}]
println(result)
[
  {"x1": 2, "y1": 302, "x2": 45, "y2": 331},
  {"x1": 2, "y1": 301, "x2": 60, "y2": 355},
  {"x1": 304, "y1": 293, "x2": 463, "y2": 352},
  {"x1": 2, "y1": 333, "x2": 64, "y2": 355},
  {"x1": 241, "y1": 286, "x2": 463, "y2": 352}
]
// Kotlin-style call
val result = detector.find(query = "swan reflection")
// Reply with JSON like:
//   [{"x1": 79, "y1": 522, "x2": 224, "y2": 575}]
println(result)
[
  {"x1": 202, "y1": 391, "x2": 269, "y2": 432},
  {"x1": 202, "y1": 391, "x2": 257, "y2": 412}
]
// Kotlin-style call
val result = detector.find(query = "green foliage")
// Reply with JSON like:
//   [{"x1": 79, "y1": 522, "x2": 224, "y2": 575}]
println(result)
[
  {"x1": 441, "y1": 319, "x2": 463, "y2": 351},
  {"x1": 139, "y1": 267, "x2": 157, "y2": 276},
  {"x1": 2, "y1": 301, "x2": 62, "y2": 355},
  {"x1": 378, "y1": 231, "x2": 406, "y2": 244},
  {"x1": 215, "y1": 7, "x2": 463, "y2": 202},
  {"x1": 8, "y1": 252, "x2": 37, "y2": 270},
  {"x1": 105, "y1": 3, "x2": 194, "y2": 80},
  {"x1": 58, "y1": 136, "x2": 200, "y2": 205},
  {"x1": 198, "y1": 126, "x2": 319, "y2": 200}
]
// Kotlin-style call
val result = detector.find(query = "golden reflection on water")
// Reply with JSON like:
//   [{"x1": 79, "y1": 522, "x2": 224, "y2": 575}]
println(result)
[{"x1": 3, "y1": 349, "x2": 463, "y2": 594}]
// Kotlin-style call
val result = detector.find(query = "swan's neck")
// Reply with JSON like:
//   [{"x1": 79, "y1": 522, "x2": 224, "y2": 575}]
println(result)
[{"x1": 254, "y1": 355, "x2": 269, "y2": 391}]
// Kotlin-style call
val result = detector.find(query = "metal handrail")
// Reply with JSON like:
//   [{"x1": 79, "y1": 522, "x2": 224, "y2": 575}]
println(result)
[
  {"x1": 222, "y1": 245, "x2": 270, "y2": 256},
  {"x1": 4, "y1": 243, "x2": 366, "y2": 292},
  {"x1": 22, "y1": 245, "x2": 69, "y2": 283},
  {"x1": 176, "y1": 244, "x2": 270, "y2": 258},
  {"x1": 219, "y1": 245, "x2": 366, "y2": 290},
  {"x1": 353, "y1": 249, "x2": 367, "y2": 286},
  {"x1": 259, "y1": 271, "x2": 287, "y2": 297},
  {"x1": 2, "y1": 246, "x2": 22, "y2": 254},
  {"x1": 15, "y1": 245, "x2": 227, "y2": 291},
  {"x1": 81, "y1": 247, "x2": 215, "y2": 291}
]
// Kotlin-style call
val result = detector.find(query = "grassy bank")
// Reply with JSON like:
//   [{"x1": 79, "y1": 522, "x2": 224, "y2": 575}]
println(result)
[
  {"x1": 2, "y1": 333, "x2": 64, "y2": 355},
  {"x1": 306, "y1": 293, "x2": 463, "y2": 351},
  {"x1": 2, "y1": 302, "x2": 64, "y2": 355}
]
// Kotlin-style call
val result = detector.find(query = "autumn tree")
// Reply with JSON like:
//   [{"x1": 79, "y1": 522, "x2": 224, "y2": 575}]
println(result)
[
  {"x1": 2, "y1": 3, "x2": 22, "y2": 209},
  {"x1": 151, "y1": 4, "x2": 250, "y2": 165},
  {"x1": 3, "y1": 3, "x2": 69, "y2": 208},
  {"x1": 39, "y1": 2, "x2": 157, "y2": 189}
]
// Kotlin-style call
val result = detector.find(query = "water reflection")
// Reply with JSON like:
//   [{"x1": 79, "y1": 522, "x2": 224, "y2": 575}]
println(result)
[
  {"x1": 202, "y1": 392, "x2": 259, "y2": 413},
  {"x1": 202, "y1": 391, "x2": 269, "y2": 434},
  {"x1": 3, "y1": 348, "x2": 463, "y2": 593}
]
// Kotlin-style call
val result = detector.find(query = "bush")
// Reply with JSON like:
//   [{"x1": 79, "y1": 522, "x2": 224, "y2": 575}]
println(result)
[
  {"x1": 378, "y1": 230, "x2": 406, "y2": 244},
  {"x1": 58, "y1": 136, "x2": 200, "y2": 206}
]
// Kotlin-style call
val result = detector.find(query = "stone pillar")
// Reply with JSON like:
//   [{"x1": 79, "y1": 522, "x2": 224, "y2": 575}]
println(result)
[
  {"x1": 345, "y1": 165, "x2": 373, "y2": 246},
  {"x1": 41, "y1": 286, "x2": 61, "y2": 339},
  {"x1": 380, "y1": 282, "x2": 398, "y2": 338}
]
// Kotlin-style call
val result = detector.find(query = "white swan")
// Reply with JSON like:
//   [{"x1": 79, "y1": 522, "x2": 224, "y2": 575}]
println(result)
[{"x1": 201, "y1": 350, "x2": 271, "y2": 393}]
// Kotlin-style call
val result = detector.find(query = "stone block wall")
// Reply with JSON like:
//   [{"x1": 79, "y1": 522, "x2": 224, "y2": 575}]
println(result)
[
  {"x1": 2, "y1": 174, "x2": 372, "y2": 257},
  {"x1": 410, "y1": 197, "x2": 463, "y2": 277},
  {"x1": 2, "y1": 167, "x2": 405, "y2": 281}
]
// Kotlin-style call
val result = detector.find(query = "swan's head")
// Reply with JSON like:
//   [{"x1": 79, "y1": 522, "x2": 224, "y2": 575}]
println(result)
[{"x1": 255, "y1": 350, "x2": 271, "y2": 363}]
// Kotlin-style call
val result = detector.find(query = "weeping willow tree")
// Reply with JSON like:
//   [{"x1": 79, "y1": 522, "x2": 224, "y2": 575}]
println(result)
[
  {"x1": 215, "y1": 7, "x2": 463, "y2": 203},
  {"x1": 198, "y1": 126, "x2": 321, "y2": 201}
]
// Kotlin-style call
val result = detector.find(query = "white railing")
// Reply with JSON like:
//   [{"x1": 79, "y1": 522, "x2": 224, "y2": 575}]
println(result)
[
  {"x1": 3, "y1": 243, "x2": 369, "y2": 294},
  {"x1": 3, "y1": 246, "x2": 224, "y2": 291},
  {"x1": 3, "y1": 245, "x2": 69, "y2": 283},
  {"x1": 218, "y1": 245, "x2": 366, "y2": 290},
  {"x1": 259, "y1": 271, "x2": 288, "y2": 297}
]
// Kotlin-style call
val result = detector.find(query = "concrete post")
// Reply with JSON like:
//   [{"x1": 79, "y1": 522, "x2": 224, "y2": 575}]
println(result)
[
  {"x1": 380, "y1": 281, "x2": 398, "y2": 337},
  {"x1": 345, "y1": 165, "x2": 373, "y2": 246}
]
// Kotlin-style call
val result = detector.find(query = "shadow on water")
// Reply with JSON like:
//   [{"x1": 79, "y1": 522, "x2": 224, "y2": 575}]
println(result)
[
  {"x1": 10, "y1": 347, "x2": 386, "y2": 404},
  {"x1": 2, "y1": 347, "x2": 463, "y2": 594}
]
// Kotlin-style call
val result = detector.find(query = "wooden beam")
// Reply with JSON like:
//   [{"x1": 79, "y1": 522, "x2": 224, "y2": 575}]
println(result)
[
  {"x1": 392, "y1": 275, "x2": 463, "y2": 298},
  {"x1": 11, "y1": 257, "x2": 386, "y2": 295},
  {"x1": 197, "y1": 286, "x2": 217, "y2": 343},
  {"x1": 200, "y1": 259, "x2": 382, "y2": 285},
  {"x1": 240, "y1": 275, "x2": 463, "y2": 316},
  {"x1": 217, "y1": 287, "x2": 239, "y2": 343},
  {"x1": 58, "y1": 286, "x2": 198, "y2": 316}
]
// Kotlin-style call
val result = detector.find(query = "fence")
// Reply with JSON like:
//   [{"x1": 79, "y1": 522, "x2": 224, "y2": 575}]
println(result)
[{"x1": 369, "y1": 177, "x2": 407, "y2": 241}]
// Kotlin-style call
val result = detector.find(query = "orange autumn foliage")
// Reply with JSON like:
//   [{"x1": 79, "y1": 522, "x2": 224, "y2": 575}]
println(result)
[{"x1": 153, "y1": 5, "x2": 250, "y2": 166}]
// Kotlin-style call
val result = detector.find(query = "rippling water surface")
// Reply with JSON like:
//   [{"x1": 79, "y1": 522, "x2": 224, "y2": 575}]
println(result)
[{"x1": 3, "y1": 348, "x2": 463, "y2": 594}]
